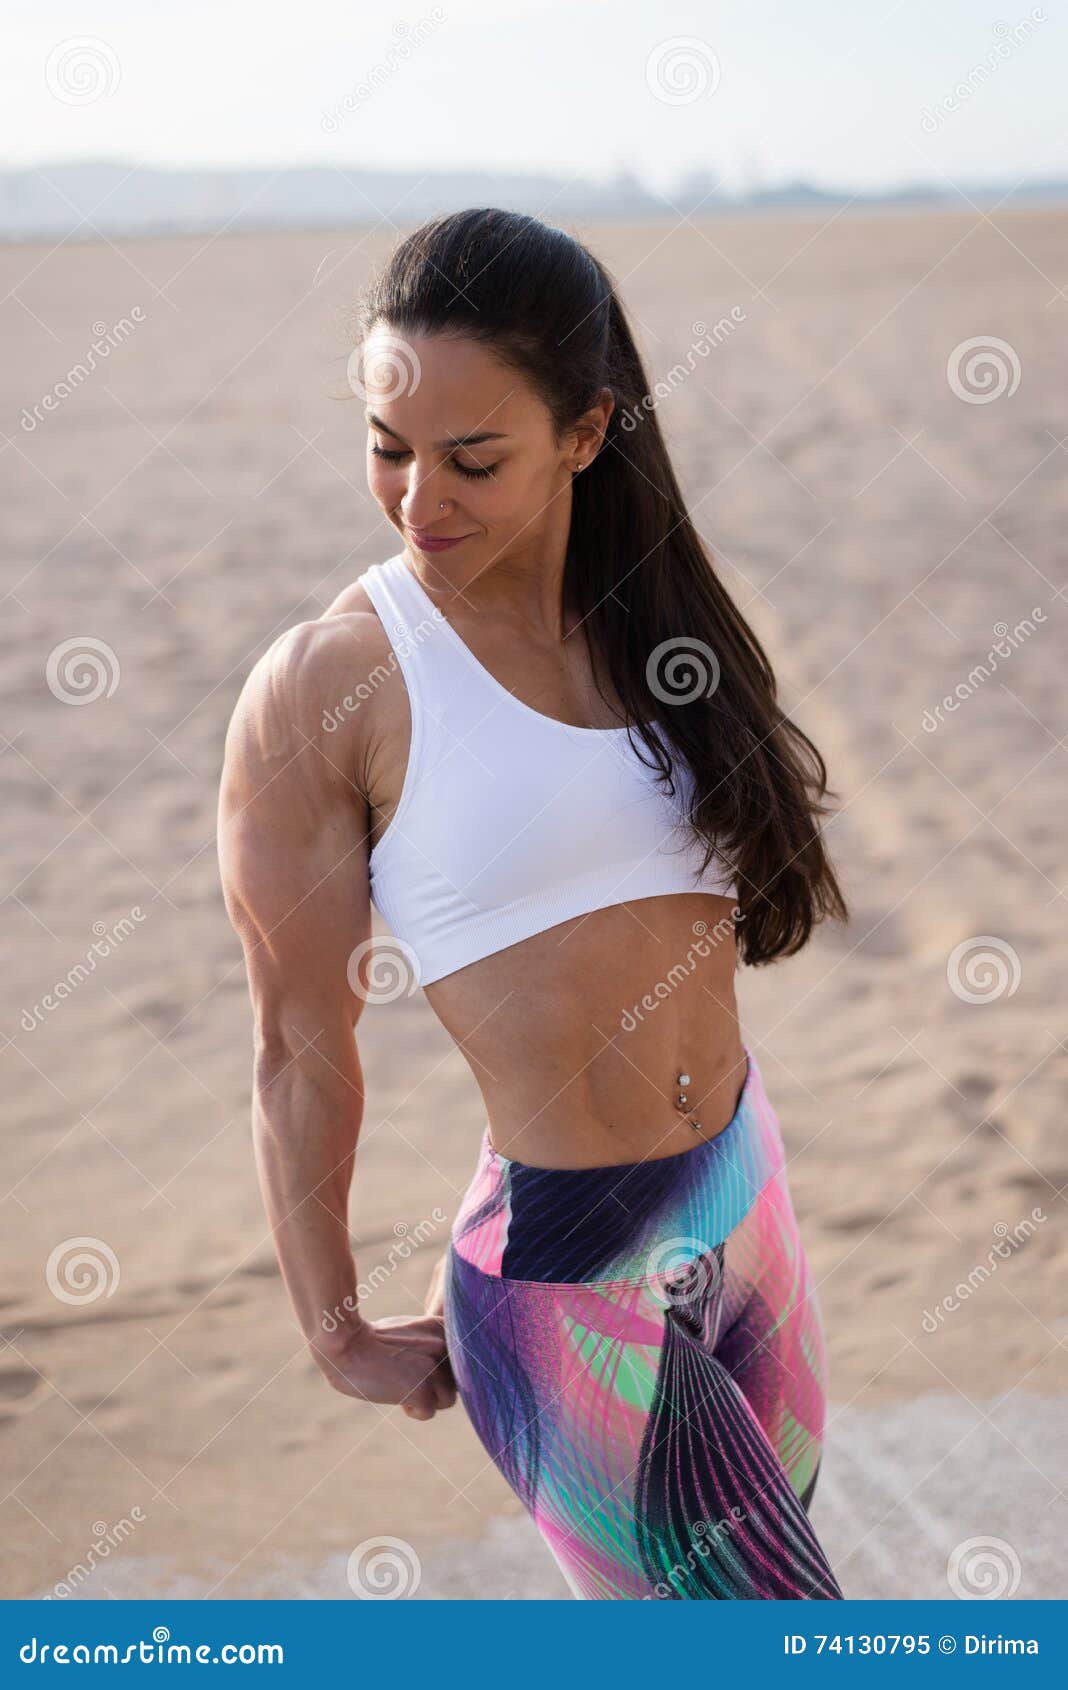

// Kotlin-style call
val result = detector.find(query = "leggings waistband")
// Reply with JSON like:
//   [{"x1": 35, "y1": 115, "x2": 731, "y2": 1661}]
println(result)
[{"x1": 450, "y1": 1045, "x2": 786, "y2": 1287}]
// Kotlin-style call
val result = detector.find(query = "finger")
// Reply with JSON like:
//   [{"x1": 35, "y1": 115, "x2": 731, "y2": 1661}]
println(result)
[
  {"x1": 407, "y1": 1345, "x2": 442, "y2": 1385},
  {"x1": 386, "y1": 1341, "x2": 448, "y2": 1376},
  {"x1": 431, "y1": 1368, "x2": 457, "y2": 1411},
  {"x1": 433, "y1": 1346, "x2": 456, "y2": 1389},
  {"x1": 377, "y1": 1312, "x2": 444, "y2": 1331},
  {"x1": 400, "y1": 1385, "x2": 436, "y2": 1421},
  {"x1": 401, "y1": 1315, "x2": 447, "y2": 1343},
  {"x1": 424, "y1": 1362, "x2": 447, "y2": 1411},
  {"x1": 421, "y1": 1349, "x2": 456, "y2": 1410},
  {"x1": 375, "y1": 1315, "x2": 447, "y2": 1345},
  {"x1": 392, "y1": 1327, "x2": 448, "y2": 1359}
]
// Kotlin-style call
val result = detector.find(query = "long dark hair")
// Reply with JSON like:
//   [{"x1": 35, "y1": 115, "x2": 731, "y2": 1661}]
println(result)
[{"x1": 352, "y1": 208, "x2": 849, "y2": 966}]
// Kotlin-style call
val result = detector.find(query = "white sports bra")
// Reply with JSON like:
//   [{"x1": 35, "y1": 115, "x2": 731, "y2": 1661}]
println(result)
[{"x1": 359, "y1": 551, "x2": 736, "y2": 986}]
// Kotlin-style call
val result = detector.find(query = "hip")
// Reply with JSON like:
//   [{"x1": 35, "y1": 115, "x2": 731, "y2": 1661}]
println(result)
[{"x1": 447, "y1": 1044, "x2": 793, "y2": 1290}]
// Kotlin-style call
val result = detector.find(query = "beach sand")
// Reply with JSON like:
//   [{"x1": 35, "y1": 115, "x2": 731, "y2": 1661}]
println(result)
[{"x1": 2, "y1": 206, "x2": 1065, "y2": 1600}]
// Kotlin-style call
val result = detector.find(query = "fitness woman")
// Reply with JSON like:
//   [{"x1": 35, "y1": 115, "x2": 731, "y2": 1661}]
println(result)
[{"x1": 218, "y1": 208, "x2": 849, "y2": 1600}]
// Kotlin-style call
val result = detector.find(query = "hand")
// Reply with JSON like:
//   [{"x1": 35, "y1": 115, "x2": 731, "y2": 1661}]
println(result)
[{"x1": 311, "y1": 1312, "x2": 457, "y2": 1421}]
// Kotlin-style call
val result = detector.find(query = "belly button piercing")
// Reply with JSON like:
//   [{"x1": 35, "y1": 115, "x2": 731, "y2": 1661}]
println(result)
[{"x1": 675, "y1": 1071, "x2": 703, "y2": 1134}]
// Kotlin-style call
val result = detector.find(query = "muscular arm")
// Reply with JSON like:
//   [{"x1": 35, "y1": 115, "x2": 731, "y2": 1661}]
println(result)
[{"x1": 217, "y1": 616, "x2": 453, "y2": 1419}]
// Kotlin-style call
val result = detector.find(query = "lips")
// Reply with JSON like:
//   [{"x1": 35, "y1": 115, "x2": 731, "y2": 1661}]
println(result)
[{"x1": 406, "y1": 528, "x2": 471, "y2": 550}]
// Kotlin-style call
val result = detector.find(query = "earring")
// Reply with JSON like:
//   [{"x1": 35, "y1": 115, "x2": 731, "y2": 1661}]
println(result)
[{"x1": 439, "y1": 501, "x2": 446, "y2": 509}]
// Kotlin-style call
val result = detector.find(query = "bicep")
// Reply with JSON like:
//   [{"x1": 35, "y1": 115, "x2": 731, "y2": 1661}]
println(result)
[{"x1": 217, "y1": 626, "x2": 374, "y2": 1066}]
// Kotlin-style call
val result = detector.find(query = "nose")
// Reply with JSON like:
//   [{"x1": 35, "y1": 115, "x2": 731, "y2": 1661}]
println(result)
[{"x1": 399, "y1": 465, "x2": 451, "y2": 530}]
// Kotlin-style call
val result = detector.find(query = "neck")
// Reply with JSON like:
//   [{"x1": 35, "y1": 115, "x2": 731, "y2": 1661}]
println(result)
[{"x1": 406, "y1": 544, "x2": 573, "y2": 644}]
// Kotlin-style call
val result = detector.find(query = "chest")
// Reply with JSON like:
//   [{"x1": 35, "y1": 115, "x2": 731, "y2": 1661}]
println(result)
[{"x1": 360, "y1": 629, "x2": 644, "y2": 857}]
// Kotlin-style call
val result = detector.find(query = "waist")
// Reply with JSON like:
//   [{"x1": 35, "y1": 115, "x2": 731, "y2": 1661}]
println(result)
[
  {"x1": 449, "y1": 1045, "x2": 786, "y2": 1287},
  {"x1": 429, "y1": 896, "x2": 744, "y2": 1158}
]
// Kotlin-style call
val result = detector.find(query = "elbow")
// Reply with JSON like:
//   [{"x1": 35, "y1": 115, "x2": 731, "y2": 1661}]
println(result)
[
  {"x1": 251, "y1": 1013, "x2": 365, "y2": 1116},
  {"x1": 252, "y1": 1008, "x2": 293, "y2": 1061},
  {"x1": 253, "y1": 1029, "x2": 294, "y2": 1087},
  {"x1": 251, "y1": 1000, "x2": 298, "y2": 1073}
]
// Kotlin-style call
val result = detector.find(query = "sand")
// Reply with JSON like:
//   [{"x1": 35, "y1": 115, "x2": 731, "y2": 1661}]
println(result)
[{"x1": 2, "y1": 205, "x2": 1065, "y2": 1600}]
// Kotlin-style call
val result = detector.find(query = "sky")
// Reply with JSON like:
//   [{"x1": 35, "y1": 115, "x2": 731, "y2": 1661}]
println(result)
[{"x1": 2, "y1": 0, "x2": 1064, "y2": 197}]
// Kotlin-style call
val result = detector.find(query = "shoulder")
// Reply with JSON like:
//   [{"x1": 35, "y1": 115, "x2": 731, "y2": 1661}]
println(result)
[
  {"x1": 222, "y1": 606, "x2": 402, "y2": 833},
  {"x1": 226, "y1": 575, "x2": 395, "y2": 761}
]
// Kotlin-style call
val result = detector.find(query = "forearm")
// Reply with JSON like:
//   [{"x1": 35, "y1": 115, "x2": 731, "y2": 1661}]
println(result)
[{"x1": 251, "y1": 1041, "x2": 365, "y2": 1348}]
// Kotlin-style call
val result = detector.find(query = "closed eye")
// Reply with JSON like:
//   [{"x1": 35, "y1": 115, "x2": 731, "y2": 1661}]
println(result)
[{"x1": 370, "y1": 443, "x2": 497, "y2": 480}]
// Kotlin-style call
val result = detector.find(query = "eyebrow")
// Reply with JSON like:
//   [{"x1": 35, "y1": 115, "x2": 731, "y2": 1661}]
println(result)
[{"x1": 366, "y1": 412, "x2": 510, "y2": 450}]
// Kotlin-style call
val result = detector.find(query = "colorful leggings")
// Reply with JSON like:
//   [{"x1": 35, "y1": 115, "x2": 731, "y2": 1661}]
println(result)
[{"x1": 443, "y1": 1046, "x2": 844, "y2": 1600}]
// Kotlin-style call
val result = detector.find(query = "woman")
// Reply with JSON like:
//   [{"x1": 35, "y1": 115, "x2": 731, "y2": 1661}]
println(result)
[{"x1": 218, "y1": 208, "x2": 849, "y2": 1600}]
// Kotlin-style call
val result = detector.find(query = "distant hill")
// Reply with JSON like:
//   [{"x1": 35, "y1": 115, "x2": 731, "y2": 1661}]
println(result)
[{"x1": 2, "y1": 160, "x2": 1066, "y2": 242}]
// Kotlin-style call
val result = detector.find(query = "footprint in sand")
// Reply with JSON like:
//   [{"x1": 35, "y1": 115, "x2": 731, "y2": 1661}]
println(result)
[{"x1": 0, "y1": 1365, "x2": 46, "y2": 1417}]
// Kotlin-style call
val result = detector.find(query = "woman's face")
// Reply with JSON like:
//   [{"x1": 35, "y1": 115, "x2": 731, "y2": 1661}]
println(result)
[{"x1": 361, "y1": 325, "x2": 609, "y2": 571}]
